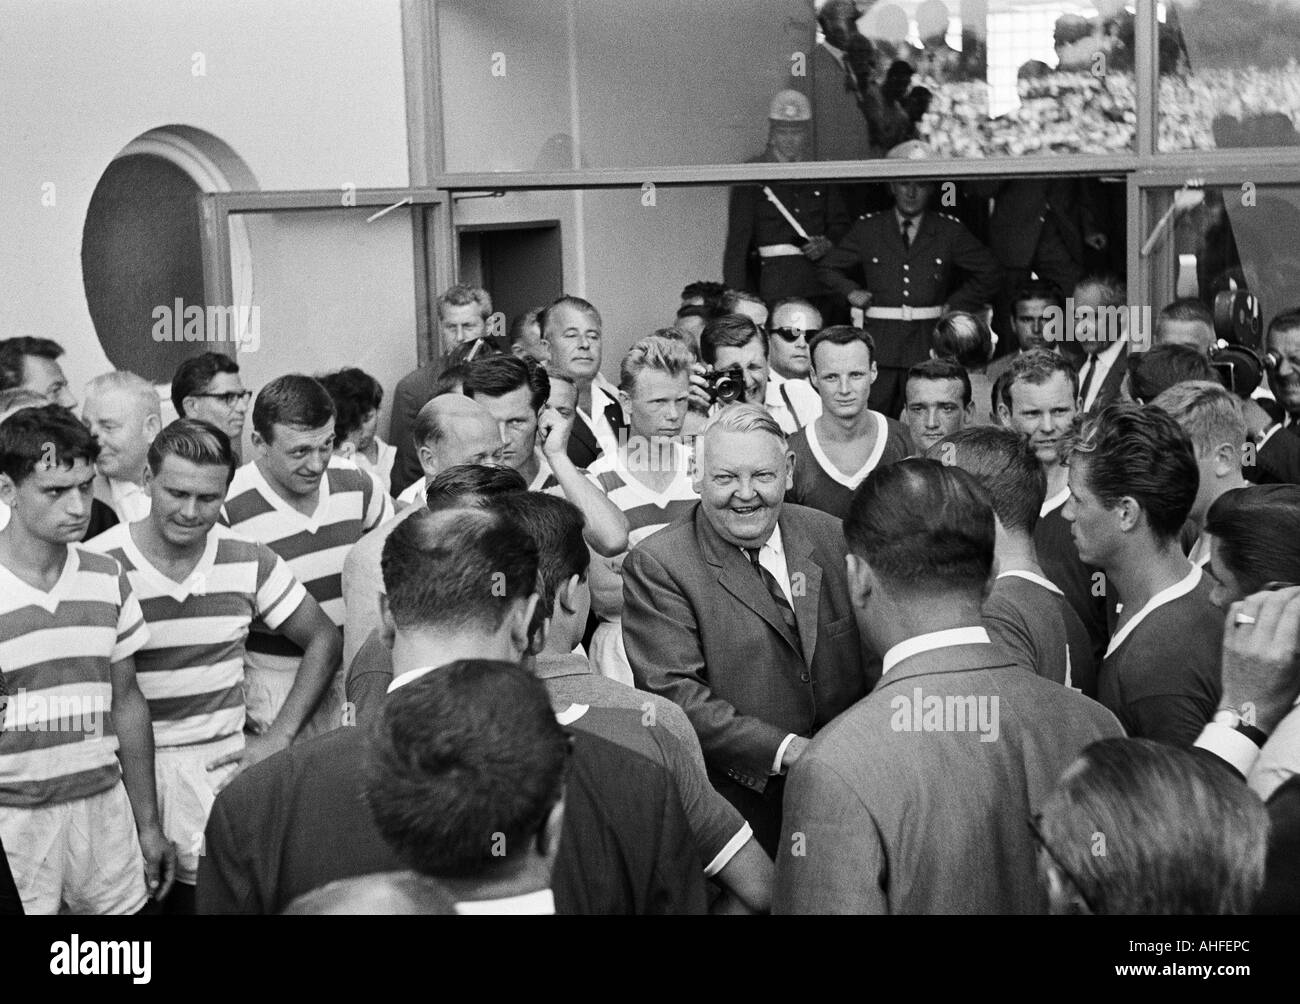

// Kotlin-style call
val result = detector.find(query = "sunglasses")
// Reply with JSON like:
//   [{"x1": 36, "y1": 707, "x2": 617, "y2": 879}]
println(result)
[
  {"x1": 191, "y1": 390, "x2": 252, "y2": 408},
  {"x1": 770, "y1": 326, "x2": 820, "y2": 343},
  {"x1": 1026, "y1": 812, "x2": 1097, "y2": 915}
]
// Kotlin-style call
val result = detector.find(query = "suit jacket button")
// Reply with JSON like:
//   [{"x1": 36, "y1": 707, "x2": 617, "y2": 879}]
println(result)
[{"x1": 800, "y1": 672, "x2": 810, "y2": 682}]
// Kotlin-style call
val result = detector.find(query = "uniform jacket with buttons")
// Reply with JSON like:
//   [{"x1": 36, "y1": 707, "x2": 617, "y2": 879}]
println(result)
[
  {"x1": 622, "y1": 501, "x2": 874, "y2": 794},
  {"x1": 722, "y1": 152, "x2": 850, "y2": 293},
  {"x1": 818, "y1": 209, "x2": 1003, "y2": 368}
]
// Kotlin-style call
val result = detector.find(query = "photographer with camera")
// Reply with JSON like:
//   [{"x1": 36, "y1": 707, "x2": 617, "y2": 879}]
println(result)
[
  {"x1": 1247, "y1": 309, "x2": 1300, "y2": 485},
  {"x1": 688, "y1": 313, "x2": 822, "y2": 435}
]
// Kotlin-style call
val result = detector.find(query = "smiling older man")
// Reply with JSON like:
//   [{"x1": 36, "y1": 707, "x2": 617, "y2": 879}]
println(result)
[{"x1": 621, "y1": 403, "x2": 874, "y2": 855}]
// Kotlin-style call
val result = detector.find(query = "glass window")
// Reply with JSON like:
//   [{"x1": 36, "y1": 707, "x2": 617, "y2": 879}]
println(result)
[
  {"x1": 1144, "y1": 182, "x2": 1300, "y2": 341},
  {"x1": 433, "y1": 0, "x2": 1137, "y2": 172},
  {"x1": 1159, "y1": 0, "x2": 1300, "y2": 151}
]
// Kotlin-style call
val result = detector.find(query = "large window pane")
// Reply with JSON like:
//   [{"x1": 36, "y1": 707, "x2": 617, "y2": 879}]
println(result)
[
  {"x1": 1160, "y1": 0, "x2": 1300, "y2": 151},
  {"x1": 434, "y1": 0, "x2": 1138, "y2": 171}
]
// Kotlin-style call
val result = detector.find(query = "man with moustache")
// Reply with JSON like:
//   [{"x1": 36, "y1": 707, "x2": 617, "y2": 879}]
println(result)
[
  {"x1": 86, "y1": 419, "x2": 338, "y2": 912},
  {"x1": 622, "y1": 404, "x2": 872, "y2": 855}
]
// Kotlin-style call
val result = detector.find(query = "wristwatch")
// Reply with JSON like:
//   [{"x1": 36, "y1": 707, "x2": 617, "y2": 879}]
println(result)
[{"x1": 1213, "y1": 707, "x2": 1268, "y2": 748}]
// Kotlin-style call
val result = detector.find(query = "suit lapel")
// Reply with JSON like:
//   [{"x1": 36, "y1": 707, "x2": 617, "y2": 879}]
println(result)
[
  {"x1": 567, "y1": 414, "x2": 600, "y2": 467},
  {"x1": 781, "y1": 514, "x2": 822, "y2": 666},
  {"x1": 697, "y1": 510, "x2": 802, "y2": 658}
]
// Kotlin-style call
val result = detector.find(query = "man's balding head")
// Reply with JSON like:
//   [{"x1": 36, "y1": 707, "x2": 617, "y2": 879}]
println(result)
[{"x1": 411, "y1": 394, "x2": 504, "y2": 479}]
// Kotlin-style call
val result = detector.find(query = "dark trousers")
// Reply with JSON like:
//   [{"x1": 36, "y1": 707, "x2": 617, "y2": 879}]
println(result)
[
  {"x1": 713, "y1": 773, "x2": 785, "y2": 860},
  {"x1": 868, "y1": 366, "x2": 909, "y2": 420}
]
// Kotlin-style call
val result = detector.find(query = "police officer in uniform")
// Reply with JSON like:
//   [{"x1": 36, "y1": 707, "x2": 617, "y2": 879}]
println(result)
[
  {"x1": 817, "y1": 140, "x2": 1002, "y2": 418},
  {"x1": 723, "y1": 89, "x2": 849, "y2": 319}
]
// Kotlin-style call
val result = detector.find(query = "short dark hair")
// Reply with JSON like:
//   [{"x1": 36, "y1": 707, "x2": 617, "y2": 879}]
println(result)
[
  {"x1": 0, "y1": 337, "x2": 65, "y2": 393},
  {"x1": 433, "y1": 362, "x2": 468, "y2": 398},
  {"x1": 490, "y1": 492, "x2": 589, "y2": 620},
  {"x1": 508, "y1": 308, "x2": 543, "y2": 346},
  {"x1": 701, "y1": 313, "x2": 766, "y2": 365},
  {"x1": 381, "y1": 507, "x2": 538, "y2": 633},
  {"x1": 365, "y1": 660, "x2": 567, "y2": 879},
  {"x1": 1037, "y1": 737, "x2": 1268, "y2": 915},
  {"x1": 1003, "y1": 348, "x2": 1079, "y2": 411},
  {"x1": 675, "y1": 303, "x2": 718, "y2": 323},
  {"x1": 171, "y1": 351, "x2": 239, "y2": 417},
  {"x1": 1011, "y1": 279, "x2": 1066, "y2": 313},
  {"x1": 464, "y1": 355, "x2": 549, "y2": 412},
  {"x1": 146, "y1": 419, "x2": 237, "y2": 484},
  {"x1": 930, "y1": 426, "x2": 1045, "y2": 534},
  {"x1": 538, "y1": 295, "x2": 602, "y2": 337},
  {"x1": 931, "y1": 311, "x2": 993, "y2": 370},
  {"x1": 1070, "y1": 402, "x2": 1200, "y2": 542},
  {"x1": 424, "y1": 463, "x2": 527, "y2": 512},
  {"x1": 680, "y1": 280, "x2": 727, "y2": 310},
  {"x1": 317, "y1": 368, "x2": 384, "y2": 444},
  {"x1": 1204, "y1": 485, "x2": 1300, "y2": 595},
  {"x1": 1126, "y1": 345, "x2": 1215, "y2": 404},
  {"x1": 1266, "y1": 306, "x2": 1300, "y2": 342},
  {"x1": 0, "y1": 404, "x2": 100, "y2": 485},
  {"x1": 809, "y1": 325, "x2": 875, "y2": 370},
  {"x1": 251, "y1": 375, "x2": 335, "y2": 443},
  {"x1": 844, "y1": 458, "x2": 995, "y2": 596},
  {"x1": 906, "y1": 356, "x2": 972, "y2": 407},
  {"x1": 721, "y1": 290, "x2": 766, "y2": 315},
  {"x1": 1157, "y1": 298, "x2": 1214, "y2": 330}
]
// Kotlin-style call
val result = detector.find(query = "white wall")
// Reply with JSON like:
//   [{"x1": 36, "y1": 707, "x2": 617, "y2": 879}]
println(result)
[{"x1": 0, "y1": 0, "x2": 409, "y2": 397}]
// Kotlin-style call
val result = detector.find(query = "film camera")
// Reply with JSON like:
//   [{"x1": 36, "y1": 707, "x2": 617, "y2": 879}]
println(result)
[
  {"x1": 1209, "y1": 288, "x2": 1282, "y2": 398},
  {"x1": 703, "y1": 365, "x2": 747, "y2": 405}
]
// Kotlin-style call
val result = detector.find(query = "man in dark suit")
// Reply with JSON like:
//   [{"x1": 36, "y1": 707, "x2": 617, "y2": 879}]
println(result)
[
  {"x1": 389, "y1": 284, "x2": 495, "y2": 495},
  {"x1": 1248, "y1": 308, "x2": 1300, "y2": 485},
  {"x1": 817, "y1": 142, "x2": 1002, "y2": 418},
  {"x1": 622, "y1": 403, "x2": 874, "y2": 855},
  {"x1": 538, "y1": 296, "x2": 626, "y2": 469},
  {"x1": 1072, "y1": 275, "x2": 1130, "y2": 413},
  {"x1": 198, "y1": 507, "x2": 706, "y2": 915},
  {"x1": 773, "y1": 459, "x2": 1123, "y2": 914}
]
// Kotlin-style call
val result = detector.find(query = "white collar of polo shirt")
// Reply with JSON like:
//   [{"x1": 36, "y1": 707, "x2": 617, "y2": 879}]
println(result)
[{"x1": 881, "y1": 626, "x2": 991, "y2": 676}]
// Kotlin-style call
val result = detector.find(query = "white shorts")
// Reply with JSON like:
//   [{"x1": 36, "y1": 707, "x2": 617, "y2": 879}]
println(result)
[
  {"x1": 243, "y1": 650, "x2": 346, "y2": 742},
  {"x1": 590, "y1": 619, "x2": 635, "y2": 687},
  {"x1": 155, "y1": 734, "x2": 244, "y2": 885},
  {"x1": 0, "y1": 782, "x2": 147, "y2": 915}
]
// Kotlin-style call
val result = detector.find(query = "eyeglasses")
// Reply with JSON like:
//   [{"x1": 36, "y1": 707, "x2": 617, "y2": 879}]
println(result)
[
  {"x1": 770, "y1": 326, "x2": 820, "y2": 343},
  {"x1": 192, "y1": 390, "x2": 252, "y2": 408},
  {"x1": 1026, "y1": 812, "x2": 1097, "y2": 915}
]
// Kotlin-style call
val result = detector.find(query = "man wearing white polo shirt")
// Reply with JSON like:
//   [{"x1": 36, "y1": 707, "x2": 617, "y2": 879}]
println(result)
[{"x1": 1064, "y1": 403, "x2": 1222, "y2": 746}]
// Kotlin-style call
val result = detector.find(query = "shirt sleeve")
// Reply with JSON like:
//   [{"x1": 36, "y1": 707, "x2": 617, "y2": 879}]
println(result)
[
  {"x1": 362, "y1": 472, "x2": 394, "y2": 531},
  {"x1": 253, "y1": 545, "x2": 309, "y2": 631},
  {"x1": 111, "y1": 568, "x2": 150, "y2": 663}
]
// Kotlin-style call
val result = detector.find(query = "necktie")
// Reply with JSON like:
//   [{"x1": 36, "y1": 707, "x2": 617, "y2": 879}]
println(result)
[
  {"x1": 901, "y1": 218, "x2": 913, "y2": 249},
  {"x1": 1079, "y1": 357, "x2": 1097, "y2": 408},
  {"x1": 745, "y1": 547, "x2": 801, "y2": 645}
]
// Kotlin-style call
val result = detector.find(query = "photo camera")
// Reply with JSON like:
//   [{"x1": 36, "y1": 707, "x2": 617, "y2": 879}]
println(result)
[{"x1": 704, "y1": 365, "x2": 746, "y2": 405}]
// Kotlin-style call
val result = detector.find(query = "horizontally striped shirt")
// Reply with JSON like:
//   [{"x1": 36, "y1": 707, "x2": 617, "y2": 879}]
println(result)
[
  {"x1": 588, "y1": 441, "x2": 698, "y2": 548},
  {"x1": 85, "y1": 523, "x2": 307, "y2": 747},
  {"x1": 0, "y1": 546, "x2": 149, "y2": 807},
  {"x1": 221, "y1": 457, "x2": 390, "y2": 657}
]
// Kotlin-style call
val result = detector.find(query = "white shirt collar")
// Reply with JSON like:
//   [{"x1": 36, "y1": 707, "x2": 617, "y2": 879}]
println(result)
[
  {"x1": 388, "y1": 665, "x2": 436, "y2": 693},
  {"x1": 881, "y1": 626, "x2": 991, "y2": 676},
  {"x1": 454, "y1": 888, "x2": 555, "y2": 916},
  {"x1": 1040, "y1": 485, "x2": 1070, "y2": 517},
  {"x1": 1105, "y1": 565, "x2": 1201, "y2": 658},
  {"x1": 996, "y1": 568, "x2": 1064, "y2": 595},
  {"x1": 739, "y1": 523, "x2": 784, "y2": 561}
]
